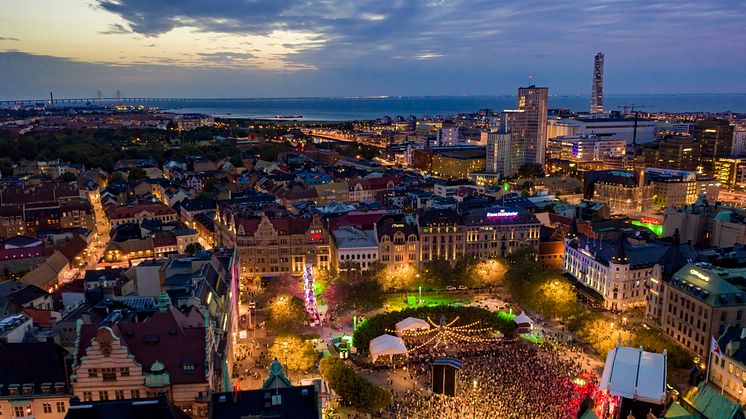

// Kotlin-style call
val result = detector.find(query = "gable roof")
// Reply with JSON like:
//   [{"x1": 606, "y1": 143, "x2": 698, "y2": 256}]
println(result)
[{"x1": 77, "y1": 307, "x2": 207, "y2": 385}]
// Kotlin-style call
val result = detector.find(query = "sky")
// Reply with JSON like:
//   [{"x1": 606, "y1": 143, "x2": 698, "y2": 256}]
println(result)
[{"x1": 1, "y1": 0, "x2": 745, "y2": 99}]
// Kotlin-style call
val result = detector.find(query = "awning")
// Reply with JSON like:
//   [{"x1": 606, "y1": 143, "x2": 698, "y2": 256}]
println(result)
[{"x1": 599, "y1": 345, "x2": 667, "y2": 405}]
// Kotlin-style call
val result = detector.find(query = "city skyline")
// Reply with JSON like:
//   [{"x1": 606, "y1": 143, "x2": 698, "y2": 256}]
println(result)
[{"x1": 1, "y1": 0, "x2": 746, "y2": 99}]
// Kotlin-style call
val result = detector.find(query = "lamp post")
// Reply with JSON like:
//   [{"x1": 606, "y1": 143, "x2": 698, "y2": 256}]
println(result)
[{"x1": 472, "y1": 379, "x2": 478, "y2": 419}]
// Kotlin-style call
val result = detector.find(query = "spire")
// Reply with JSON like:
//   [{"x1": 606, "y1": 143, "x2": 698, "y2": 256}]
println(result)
[
  {"x1": 611, "y1": 232, "x2": 629, "y2": 264},
  {"x1": 672, "y1": 228, "x2": 681, "y2": 248},
  {"x1": 156, "y1": 291, "x2": 172, "y2": 313},
  {"x1": 567, "y1": 217, "x2": 579, "y2": 239}
]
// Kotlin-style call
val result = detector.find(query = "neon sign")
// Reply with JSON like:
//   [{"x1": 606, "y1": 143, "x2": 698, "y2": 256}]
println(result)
[
  {"x1": 486, "y1": 210, "x2": 518, "y2": 218},
  {"x1": 639, "y1": 217, "x2": 661, "y2": 225},
  {"x1": 690, "y1": 269, "x2": 709, "y2": 282}
]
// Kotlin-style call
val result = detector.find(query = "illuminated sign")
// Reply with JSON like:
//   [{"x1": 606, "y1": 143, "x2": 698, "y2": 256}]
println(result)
[
  {"x1": 690, "y1": 269, "x2": 709, "y2": 281},
  {"x1": 486, "y1": 210, "x2": 518, "y2": 218},
  {"x1": 639, "y1": 217, "x2": 662, "y2": 225}
]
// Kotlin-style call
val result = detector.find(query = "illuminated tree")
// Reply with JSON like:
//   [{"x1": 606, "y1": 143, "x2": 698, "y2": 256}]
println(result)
[
  {"x1": 267, "y1": 295, "x2": 307, "y2": 333},
  {"x1": 469, "y1": 258, "x2": 507, "y2": 287},
  {"x1": 376, "y1": 264, "x2": 417, "y2": 291},
  {"x1": 578, "y1": 318, "x2": 631, "y2": 355},
  {"x1": 269, "y1": 336, "x2": 318, "y2": 372}
]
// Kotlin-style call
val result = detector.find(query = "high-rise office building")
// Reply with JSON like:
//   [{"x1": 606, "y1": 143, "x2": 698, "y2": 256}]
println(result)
[
  {"x1": 695, "y1": 119, "x2": 735, "y2": 175},
  {"x1": 510, "y1": 86, "x2": 549, "y2": 167},
  {"x1": 657, "y1": 134, "x2": 700, "y2": 172},
  {"x1": 591, "y1": 52, "x2": 604, "y2": 115},
  {"x1": 484, "y1": 129, "x2": 514, "y2": 177}
]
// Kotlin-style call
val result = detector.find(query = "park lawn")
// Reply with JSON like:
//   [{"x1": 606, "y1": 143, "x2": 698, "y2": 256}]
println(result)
[{"x1": 383, "y1": 291, "x2": 470, "y2": 311}]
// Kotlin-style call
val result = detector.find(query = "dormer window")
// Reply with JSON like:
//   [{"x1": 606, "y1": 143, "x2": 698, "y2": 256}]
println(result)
[
  {"x1": 54, "y1": 382, "x2": 65, "y2": 393},
  {"x1": 181, "y1": 360, "x2": 196, "y2": 372},
  {"x1": 41, "y1": 383, "x2": 52, "y2": 393},
  {"x1": 22, "y1": 384, "x2": 34, "y2": 395},
  {"x1": 9, "y1": 384, "x2": 19, "y2": 395}
]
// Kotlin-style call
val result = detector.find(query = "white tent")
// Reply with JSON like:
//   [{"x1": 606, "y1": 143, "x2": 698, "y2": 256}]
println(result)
[
  {"x1": 395, "y1": 317, "x2": 430, "y2": 335},
  {"x1": 599, "y1": 345, "x2": 667, "y2": 404},
  {"x1": 512, "y1": 311, "x2": 534, "y2": 325},
  {"x1": 369, "y1": 334, "x2": 408, "y2": 362}
]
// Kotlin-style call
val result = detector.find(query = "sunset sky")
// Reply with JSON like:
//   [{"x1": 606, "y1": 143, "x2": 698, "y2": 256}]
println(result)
[{"x1": 1, "y1": 0, "x2": 745, "y2": 98}]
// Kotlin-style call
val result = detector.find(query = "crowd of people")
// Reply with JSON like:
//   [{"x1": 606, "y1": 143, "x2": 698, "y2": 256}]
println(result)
[{"x1": 385, "y1": 339, "x2": 594, "y2": 418}]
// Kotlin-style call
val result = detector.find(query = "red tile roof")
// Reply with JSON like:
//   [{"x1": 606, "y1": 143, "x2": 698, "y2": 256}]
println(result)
[
  {"x1": 106, "y1": 203, "x2": 176, "y2": 220},
  {"x1": 77, "y1": 307, "x2": 207, "y2": 385}
]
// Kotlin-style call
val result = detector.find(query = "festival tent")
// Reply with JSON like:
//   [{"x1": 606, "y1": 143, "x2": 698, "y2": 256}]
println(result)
[
  {"x1": 395, "y1": 317, "x2": 430, "y2": 335},
  {"x1": 369, "y1": 334, "x2": 408, "y2": 362},
  {"x1": 512, "y1": 311, "x2": 534, "y2": 326},
  {"x1": 599, "y1": 345, "x2": 667, "y2": 404}
]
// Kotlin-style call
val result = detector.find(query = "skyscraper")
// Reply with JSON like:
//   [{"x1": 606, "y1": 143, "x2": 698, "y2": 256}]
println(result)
[
  {"x1": 484, "y1": 129, "x2": 514, "y2": 177},
  {"x1": 511, "y1": 86, "x2": 549, "y2": 166},
  {"x1": 591, "y1": 52, "x2": 604, "y2": 115},
  {"x1": 695, "y1": 119, "x2": 735, "y2": 175}
]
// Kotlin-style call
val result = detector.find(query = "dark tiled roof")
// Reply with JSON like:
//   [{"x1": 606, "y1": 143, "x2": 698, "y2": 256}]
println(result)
[
  {"x1": 376, "y1": 214, "x2": 418, "y2": 240},
  {"x1": 210, "y1": 385, "x2": 321, "y2": 419},
  {"x1": 568, "y1": 233, "x2": 693, "y2": 269},
  {"x1": 718, "y1": 325, "x2": 746, "y2": 365},
  {"x1": 0, "y1": 342, "x2": 70, "y2": 396},
  {"x1": 66, "y1": 396, "x2": 191, "y2": 419}
]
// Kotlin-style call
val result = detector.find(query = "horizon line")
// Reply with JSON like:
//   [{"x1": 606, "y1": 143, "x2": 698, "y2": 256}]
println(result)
[{"x1": 2, "y1": 92, "x2": 746, "y2": 103}]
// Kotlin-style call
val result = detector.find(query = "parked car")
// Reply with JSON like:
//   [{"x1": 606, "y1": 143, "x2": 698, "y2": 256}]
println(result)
[
  {"x1": 457, "y1": 285, "x2": 468, "y2": 290},
  {"x1": 445, "y1": 286, "x2": 456, "y2": 291}
]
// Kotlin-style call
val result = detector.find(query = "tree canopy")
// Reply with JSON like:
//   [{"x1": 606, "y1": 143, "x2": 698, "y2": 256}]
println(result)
[{"x1": 319, "y1": 357, "x2": 391, "y2": 412}]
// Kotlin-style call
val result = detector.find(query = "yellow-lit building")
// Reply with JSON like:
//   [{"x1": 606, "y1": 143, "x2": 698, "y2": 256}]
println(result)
[
  {"x1": 431, "y1": 149, "x2": 486, "y2": 179},
  {"x1": 714, "y1": 157, "x2": 746, "y2": 190}
]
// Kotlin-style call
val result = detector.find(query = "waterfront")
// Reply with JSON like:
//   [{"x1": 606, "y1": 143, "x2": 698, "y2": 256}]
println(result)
[{"x1": 156, "y1": 94, "x2": 746, "y2": 120}]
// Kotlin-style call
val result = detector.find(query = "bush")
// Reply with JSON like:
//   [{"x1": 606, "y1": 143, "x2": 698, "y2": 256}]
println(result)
[
  {"x1": 353, "y1": 305, "x2": 516, "y2": 354},
  {"x1": 319, "y1": 357, "x2": 391, "y2": 412}
]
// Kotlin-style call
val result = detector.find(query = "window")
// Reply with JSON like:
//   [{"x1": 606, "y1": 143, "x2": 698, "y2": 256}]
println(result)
[
  {"x1": 102, "y1": 368, "x2": 117, "y2": 381},
  {"x1": 120, "y1": 367, "x2": 130, "y2": 376},
  {"x1": 99, "y1": 391, "x2": 109, "y2": 401},
  {"x1": 14, "y1": 406, "x2": 25, "y2": 417},
  {"x1": 131, "y1": 390, "x2": 140, "y2": 399},
  {"x1": 56, "y1": 402, "x2": 66, "y2": 413},
  {"x1": 88, "y1": 368, "x2": 98, "y2": 378},
  {"x1": 43, "y1": 403, "x2": 52, "y2": 413},
  {"x1": 83, "y1": 391, "x2": 93, "y2": 401},
  {"x1": 115, "y1": 390, "x2": 125, "y2": 400}
]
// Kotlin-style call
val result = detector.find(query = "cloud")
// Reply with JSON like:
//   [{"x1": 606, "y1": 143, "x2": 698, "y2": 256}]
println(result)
[
  {"x1": 89, "y1": 0, "x2": 746, "y2": 72},
  {"x1": 99, "y1": 23, "x2": 131, "y2": 35},
  {"x1": 2, "y1": 1, "x2": 746, "y2": 96},
  {"x1": 415, "y1": 53, "x2": 443, "y2": 60},
  {"x1": 0, "y1": 37, "x2": 20, "y2": 41}
]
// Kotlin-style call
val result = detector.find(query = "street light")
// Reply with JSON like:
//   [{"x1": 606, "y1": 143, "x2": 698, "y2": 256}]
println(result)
[{"x1": 472, "y1": 379, "x2": 478, "y2": 419}]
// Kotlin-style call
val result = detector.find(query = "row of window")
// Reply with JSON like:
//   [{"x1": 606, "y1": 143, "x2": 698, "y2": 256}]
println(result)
[{"x1": 82, "y1": 389, "x2": 140, "y2": 401}]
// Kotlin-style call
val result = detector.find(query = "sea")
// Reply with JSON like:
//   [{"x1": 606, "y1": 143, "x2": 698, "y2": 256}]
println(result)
[{"x1": 150, "y1": 94, "x2": 746, "y2": 121}]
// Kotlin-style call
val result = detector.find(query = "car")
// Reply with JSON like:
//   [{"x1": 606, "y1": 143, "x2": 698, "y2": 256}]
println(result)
[
  {"x1": 445, "y1": 286, "x2": 456, "y2": 291},
  {"x1": 248, "y1": 301, "x2": 257, "y2": 309},
  {"x1": 457, "y1": 285, "x2": 468, "y2": 290}
]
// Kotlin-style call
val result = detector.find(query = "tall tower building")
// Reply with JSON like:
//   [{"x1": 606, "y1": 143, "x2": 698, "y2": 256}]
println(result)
[
  {"x1": 695, "y1": 119, "x2": 735, "y2": 175},
  {"x1": 513, "y1": 86, "x2": 549, "y2": 166},
  {"x1": 591, "y1": 52, "x2": 604, "y2": 115}
]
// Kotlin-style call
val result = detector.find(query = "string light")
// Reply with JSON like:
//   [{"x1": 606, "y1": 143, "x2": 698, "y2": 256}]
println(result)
[{"x1": 390, "y1": 316, "x2": 505, "y2": 354}]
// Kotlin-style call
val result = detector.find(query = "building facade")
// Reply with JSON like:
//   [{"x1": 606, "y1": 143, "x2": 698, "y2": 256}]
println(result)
[{"x1": 654, "y1": 264, "x2": 746, "y2": 357}]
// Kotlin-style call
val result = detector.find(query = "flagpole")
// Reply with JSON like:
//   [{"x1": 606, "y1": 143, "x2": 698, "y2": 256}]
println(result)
[{"x1": 705, "y1": 346, "x2": 712, "y2": 383}]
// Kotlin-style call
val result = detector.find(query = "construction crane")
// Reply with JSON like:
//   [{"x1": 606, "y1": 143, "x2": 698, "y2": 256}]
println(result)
[{"x1": 618, "y1": 104, "x2": 647, "y2": 146}]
